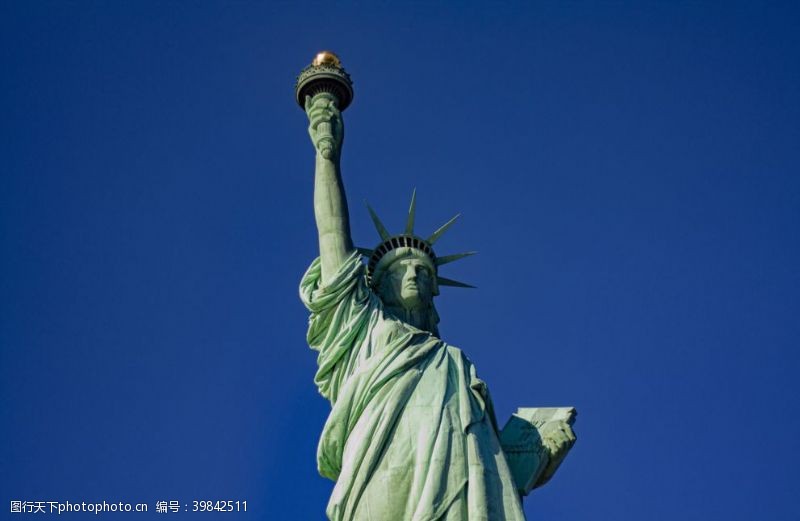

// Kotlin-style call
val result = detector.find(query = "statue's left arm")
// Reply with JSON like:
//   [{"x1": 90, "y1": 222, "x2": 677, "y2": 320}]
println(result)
[{"x1": 534, "y1": 419, "x2": 577, "y2": 487}]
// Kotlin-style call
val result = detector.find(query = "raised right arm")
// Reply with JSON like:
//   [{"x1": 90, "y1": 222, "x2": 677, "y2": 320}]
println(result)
[{"x1": 305, "y1": 93, "x2": 354, "y2": 284}]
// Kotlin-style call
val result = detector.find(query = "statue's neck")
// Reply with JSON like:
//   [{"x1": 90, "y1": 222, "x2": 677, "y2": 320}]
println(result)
[{"x1": 385, "y1": 304, "x2": 438, "y2": 335}]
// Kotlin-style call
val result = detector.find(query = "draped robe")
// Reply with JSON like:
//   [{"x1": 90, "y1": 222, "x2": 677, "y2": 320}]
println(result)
[{"x1": 301, "y1": 252, "x2": 526, "y2": 521}]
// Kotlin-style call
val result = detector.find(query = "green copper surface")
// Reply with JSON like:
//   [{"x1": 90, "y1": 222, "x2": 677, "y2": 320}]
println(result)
[{"x1": 296, "y1": 52, "x2": 576, "y2": 520}]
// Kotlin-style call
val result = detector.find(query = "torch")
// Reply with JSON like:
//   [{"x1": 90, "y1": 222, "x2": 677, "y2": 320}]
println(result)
[{"x1": 295, "y1": 51, "x2": 354, "y2": 159}]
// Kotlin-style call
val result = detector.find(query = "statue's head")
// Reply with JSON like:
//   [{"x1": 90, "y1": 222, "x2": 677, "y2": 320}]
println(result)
[
  {"x1": 373, "y1": 247, "x2": 437, "y2": 309},
  {"x1": 372, "y1": 247, "x2": 440, "y2": 334},
  {"x1": 358, "y1": 191, "x2": 476, "y2": 333}
]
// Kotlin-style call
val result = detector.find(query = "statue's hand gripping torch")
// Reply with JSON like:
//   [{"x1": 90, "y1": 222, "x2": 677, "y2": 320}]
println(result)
[
  {"x1": 295, "y1": 51, "x2": 353, "y2": 161},
  {"x1": 305, "y1": 93, "x2": 341, "y2": 160}
]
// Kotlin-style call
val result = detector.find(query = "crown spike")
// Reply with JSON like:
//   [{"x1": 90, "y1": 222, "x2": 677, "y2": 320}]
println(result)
[
  {"x1": 435, "y1": 251, "x2": 477, "y2": 266},
  {"x1": 405, "y1": 188, "x2": 417, "y2": 235},
  {"x1": 437, "y1": 276, "x2": 475, "y2": 289},
  {"x1": 366, "y1": 202, "x2": 391, "y2": 241},
  {"x1": 427, "y1": 214, "x2": 460, "y2": 244}
]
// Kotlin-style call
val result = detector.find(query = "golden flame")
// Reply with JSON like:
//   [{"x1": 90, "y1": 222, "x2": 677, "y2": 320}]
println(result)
[{"x1": 312, "y1": 51, "x2": 341, "y2": 67}]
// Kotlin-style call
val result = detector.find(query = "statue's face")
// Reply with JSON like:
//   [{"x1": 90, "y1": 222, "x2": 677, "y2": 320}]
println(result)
[{"x1": 381, "y1": 256, "x2": 435, "y2": 310}]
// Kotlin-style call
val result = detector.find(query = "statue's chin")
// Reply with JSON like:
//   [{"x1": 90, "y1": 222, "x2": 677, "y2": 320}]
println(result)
[
  {"x1": 376, "y1": 286, "x2": 430, "y2": 312},
  {"x1": 400, "y1": 289, "x2": 417, "y2": 301},
  {"x1": 400, "y1": 293, "x2": 430, "y2": 311}
]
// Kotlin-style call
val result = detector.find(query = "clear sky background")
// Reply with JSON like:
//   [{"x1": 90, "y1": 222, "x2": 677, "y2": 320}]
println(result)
[{"x1": 2, "y1": 1, "x2": 799, "y2": 519}]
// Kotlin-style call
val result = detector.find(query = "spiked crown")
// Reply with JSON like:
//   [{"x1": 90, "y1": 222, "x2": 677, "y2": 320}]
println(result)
[{"x1": 357, "y1": 190, "x2": 476, "y2": 292}]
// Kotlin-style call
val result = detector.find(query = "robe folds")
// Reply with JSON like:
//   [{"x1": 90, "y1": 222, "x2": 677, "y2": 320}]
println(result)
[{"x1": 301, "y1": 252, "x2": 526, "y2": 521}]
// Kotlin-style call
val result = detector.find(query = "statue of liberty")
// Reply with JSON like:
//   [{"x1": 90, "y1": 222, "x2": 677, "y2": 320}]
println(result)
[{"x1": 296, "y1": 52, "x2": 576, "y2": 521}]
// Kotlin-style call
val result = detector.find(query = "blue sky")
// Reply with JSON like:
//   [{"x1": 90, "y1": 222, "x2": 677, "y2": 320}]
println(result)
[{"x1": 2, "y1": 2, "x2": 799, "y2": 519}]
